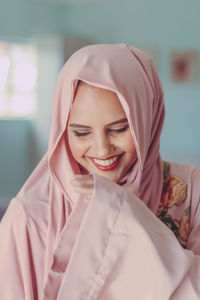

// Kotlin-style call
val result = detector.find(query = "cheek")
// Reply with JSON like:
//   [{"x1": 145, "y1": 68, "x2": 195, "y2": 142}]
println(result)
[
  {"x1": 68, "y1": 134, "x2": 88, "y2": 160},
  {"x1": 126, "y1": 138, "x2": 137, "y2": 153},
  {"x1": 118, "y1": 132, "x2": 137, "y2": 154}
]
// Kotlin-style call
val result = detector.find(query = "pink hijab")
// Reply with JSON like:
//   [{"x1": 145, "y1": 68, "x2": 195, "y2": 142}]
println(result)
[{"x1": 48, "y1": 43, "x2": 165, "y2": 213}]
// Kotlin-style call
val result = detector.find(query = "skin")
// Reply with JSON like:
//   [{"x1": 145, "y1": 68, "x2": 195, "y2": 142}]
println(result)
[{"x1": 67, "y1": 82, "x2": 137, "y2": 196}]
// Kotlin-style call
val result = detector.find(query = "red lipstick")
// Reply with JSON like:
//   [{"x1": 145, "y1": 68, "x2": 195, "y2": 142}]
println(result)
[{"x1": 89, "y1": 154, "x2": 122, "y2": 171}]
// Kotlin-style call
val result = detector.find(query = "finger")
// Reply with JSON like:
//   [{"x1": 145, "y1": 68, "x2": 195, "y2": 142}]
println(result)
[
  {"x1": 73, "y1": 185, "x2": 93, "y2": 196},
  {"x1": 71, "y1": 179, "x2": 94, "y2": 188},
  {"x1": 73, "y1": 174, "x2": 94, "y2": 181},
  {"x1": 71, "y1": 175, "x2": 94, "y2": 188}
]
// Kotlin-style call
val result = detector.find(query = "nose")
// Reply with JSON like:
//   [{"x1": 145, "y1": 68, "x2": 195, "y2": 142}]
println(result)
[{"x1": 93, "y1": 132, "x2": 114, "y2": 157}]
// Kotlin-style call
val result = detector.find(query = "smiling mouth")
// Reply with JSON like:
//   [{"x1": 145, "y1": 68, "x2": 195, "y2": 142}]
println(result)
[{"x1": 89, "y1": 154, "x2": 123, "y2": 171}]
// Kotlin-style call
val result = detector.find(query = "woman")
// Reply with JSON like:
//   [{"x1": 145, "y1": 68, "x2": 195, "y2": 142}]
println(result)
[{"x1": 0, "y1": 44, "x2": 200, "y2": 299}]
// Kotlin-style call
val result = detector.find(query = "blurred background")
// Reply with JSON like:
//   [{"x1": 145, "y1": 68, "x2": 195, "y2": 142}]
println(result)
[{"x1": 0, "y1": 0, "x2": 200, "y2": 217}]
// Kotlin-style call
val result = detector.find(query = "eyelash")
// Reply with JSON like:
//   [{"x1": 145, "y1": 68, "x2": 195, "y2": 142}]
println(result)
[
  {"x1": 73, "y1": 125, "x2": 129, "y2": 137},
  {"x1": 73, "y1": 131, "x2": 90, "y2": 137},
  {"x1": 108, "y1": 126, "x2": 129, "y2": 134}
]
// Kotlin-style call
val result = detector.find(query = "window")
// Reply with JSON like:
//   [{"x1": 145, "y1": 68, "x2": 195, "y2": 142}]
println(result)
[{"x1": 0, "y1": 41, "x2": 38, "y2": 118}]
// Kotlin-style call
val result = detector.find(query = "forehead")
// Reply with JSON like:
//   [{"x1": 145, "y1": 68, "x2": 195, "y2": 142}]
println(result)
[{"x1": 68, "y1": 82, "x2": 127, "y2": 124}]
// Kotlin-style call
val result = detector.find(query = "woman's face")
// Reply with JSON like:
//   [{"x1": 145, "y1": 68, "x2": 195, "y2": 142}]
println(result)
[{"x1": 67, "y1": 82, "x2": 137, "y2": 183}]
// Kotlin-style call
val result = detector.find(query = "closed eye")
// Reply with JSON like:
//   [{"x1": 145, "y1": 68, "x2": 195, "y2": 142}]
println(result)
[
  {"x1": 73, "y1": 130, "x2": 91, "y2": 137},
  {"x1": 72, "y1": 125, "x2": 129, "y2": 137},
  {"x1": 108, "y1": 125, "x2": 129, "y2": 134}
]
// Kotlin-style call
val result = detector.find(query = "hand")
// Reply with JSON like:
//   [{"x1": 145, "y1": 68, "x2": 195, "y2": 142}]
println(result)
[{"x1": 70, "y1": 174, "x2": 94, "y2": 198}]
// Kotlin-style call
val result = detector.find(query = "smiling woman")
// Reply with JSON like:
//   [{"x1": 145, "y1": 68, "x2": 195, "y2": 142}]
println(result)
[
  {"x1": 0, "y1": 44, "x2": 200, "y2": 299},
  {"x1": 67, "y1": 81, "x2": 137, "y2": 183}
]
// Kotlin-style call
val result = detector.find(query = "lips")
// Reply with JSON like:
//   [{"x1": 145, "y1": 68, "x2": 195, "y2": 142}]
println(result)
[{"x1": 89, "y1": 154, "x2": 122, "y2": 171}]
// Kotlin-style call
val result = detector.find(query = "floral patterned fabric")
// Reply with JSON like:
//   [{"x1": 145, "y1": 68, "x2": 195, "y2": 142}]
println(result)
[{"x1": 157, "y1": 161, "x2": 190, "y2": 248}]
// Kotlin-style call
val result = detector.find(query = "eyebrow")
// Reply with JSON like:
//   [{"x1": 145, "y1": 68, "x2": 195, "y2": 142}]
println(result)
[{"x1": 69, "y1": 118, "x2": 128, "y2": 129}]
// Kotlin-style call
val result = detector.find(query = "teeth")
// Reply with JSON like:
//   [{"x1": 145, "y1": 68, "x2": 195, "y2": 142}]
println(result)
[{"x1": 93, "y1": 156, "x2": 118, "y2": 166}]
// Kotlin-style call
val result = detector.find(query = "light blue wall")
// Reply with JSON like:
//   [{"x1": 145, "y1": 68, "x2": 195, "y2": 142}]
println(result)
[
  {"x1": 0, "y1": 0, "x2": 200, "y2": 209},
  {"x1": 63, "y1": 0, "x2": 200, "y2": 47},
  {"x1": 0, "y1": 0, "x2": 68, "y2": 38},
  {"x1": 0, "y1": 120, "x2": 32, "y2": 197}
]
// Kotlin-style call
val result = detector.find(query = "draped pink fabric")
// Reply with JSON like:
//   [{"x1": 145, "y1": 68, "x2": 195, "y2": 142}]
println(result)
[{"x1": 0, "y1": 44, "x2": 200, "y2": 299}]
